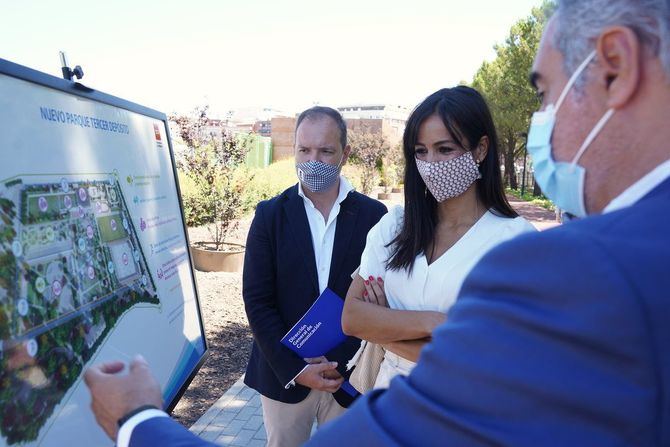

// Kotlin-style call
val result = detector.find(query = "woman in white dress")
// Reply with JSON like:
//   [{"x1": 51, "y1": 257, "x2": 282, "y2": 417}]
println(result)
[{"x1": 342, "y1": 86, "x2": 536, "y2": 389}]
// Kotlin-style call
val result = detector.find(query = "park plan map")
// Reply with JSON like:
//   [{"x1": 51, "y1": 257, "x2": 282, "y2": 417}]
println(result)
[
  {"x1": 0, "y1": 175, "x2": 158, "y2": 445},
  {"x1": 0, "y1": 61, "x2": 207, "y2": 447}
]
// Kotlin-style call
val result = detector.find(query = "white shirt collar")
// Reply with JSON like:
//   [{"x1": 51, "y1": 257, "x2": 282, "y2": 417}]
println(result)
[
  {"x1": 603, "y1": 159, "x2": 670, "y2": 214},
  {"x1": 298, "y1": 175, "x2": 354, "y2": 208}
]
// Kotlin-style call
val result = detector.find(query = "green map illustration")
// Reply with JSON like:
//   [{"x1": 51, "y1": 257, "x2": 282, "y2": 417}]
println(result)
[{"x1": 0, "y1": 175, "x2": 158, "y2": 445}]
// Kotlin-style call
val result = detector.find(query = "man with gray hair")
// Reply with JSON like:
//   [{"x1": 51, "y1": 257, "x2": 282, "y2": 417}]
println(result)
[
  {"x1": 309, "y1": 0, "x2": 670, "y2": 445},
  {"x1": 84, "y1": 1, "x2": 670, "y2": 445}
]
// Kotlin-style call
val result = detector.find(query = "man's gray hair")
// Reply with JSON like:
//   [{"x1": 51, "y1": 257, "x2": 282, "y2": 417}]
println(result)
[{"x1": 554, "y1": 0, "x2": 670, "y2": 79}]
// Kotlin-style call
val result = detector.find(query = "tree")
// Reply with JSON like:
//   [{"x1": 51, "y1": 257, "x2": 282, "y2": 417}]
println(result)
[
  {"x1": 472, "y1": 1, "x2": 555, "y2": 191},
  {"x1": 384, "y1": 142, "x2": 405, "y2": 190},
  {"x1": 348, "y1": 127, "x2": 390, "y2": 195},
  {"x1": 170, "y1": 106, "x2": 252, "y2": 250}
]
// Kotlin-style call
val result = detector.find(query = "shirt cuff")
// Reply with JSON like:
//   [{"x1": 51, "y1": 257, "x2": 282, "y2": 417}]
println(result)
[
  {"x1": 285, "y1": 365, "x2": 310, "y2": 389},
  {"x1": 117, "y1": 408, "x2": 169, "y2": 447}
]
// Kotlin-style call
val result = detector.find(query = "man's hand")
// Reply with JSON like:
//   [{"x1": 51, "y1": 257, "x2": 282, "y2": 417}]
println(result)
[
  {"x1": 295, "y1": 361, "x2": 343, "y2": 393},
  {"x1": 304, "y1": 356, "x2": 328, "y2": 364},
  {"x1": 304, "y1": 356, "x2": 343, "y2": 381},
  {"x1": 84, "y1": 355, "x2": 163, "y2": 440}
]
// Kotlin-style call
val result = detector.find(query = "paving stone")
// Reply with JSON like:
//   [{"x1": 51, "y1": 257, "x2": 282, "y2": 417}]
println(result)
[
  {"x1": 215, "y1": 434, "x2": 236, "y2": 445},
  {"x1": 226, "y1": 378, "x2": 246, "y2": 396},
  {"x1": 188, "y1": 375, "x2": 269, "y2": 446},
  {"x1": 225, "y1": 399, "x2": 249, "y2": 412},
  {"x1": 220, "y1": 419, "x2": 246, "y2": 437},
  {"x1": 253, "y1": 426, "x2": 267, "y2": 440},
  {"x1": 191, "y1": 408, "x2": 222, "y2": 434},
  {"x1": 234, "y1": 405, "x2": 256, "y2": 422},
  {"x1": 231, "y1": 429, "x2": 256, "y2": 446},
  {"x1": 237, "y1": 387, "x2": 256, "y2": 401},
  {"x1": 247, "y1": 395, "x2": 261, "y2": 408},
  {"x1": 211, "y1": 410, "x2": 236, "y2": 427},
  {"x1": 213, "y1": 394, "x2": 235, "y2": 410},
  {"x1": 242, "y1": 415, "x2": 263, "y2": 431},
  {"x1": 200, "y1": 425, "x2": 224, "y2": 442}
]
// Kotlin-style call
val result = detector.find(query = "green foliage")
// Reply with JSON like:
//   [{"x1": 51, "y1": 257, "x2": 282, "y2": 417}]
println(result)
[
  {"x1": 177, "y1": 171, "x2": 213, "y2": 227},
  {"x1": 506, "y1": 187, "x2": 555, "y2": 211},
  {"x1": 236, "y1": 159, "x2": 298, "y2": 215},
  {"x1": 341, "y1": 164, "x2": 363, "y2": 192},
  {"x1": 472, "y1": 1, "x2": 555, "y2": 188},
  {"x1": 348, "y1": 128, "x2": 390, "y2": 194},
  {"x1": 384, "y1": 143, "x2": 405, "y2": 189}
]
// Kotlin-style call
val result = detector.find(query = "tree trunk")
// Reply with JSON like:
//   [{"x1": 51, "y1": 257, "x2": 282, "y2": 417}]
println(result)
[
  {"x1": 504, "y1": 136, "x2": 518, "y2": 190},
  {"x1": 533, "y1": 180, "x2": 542, "y2": 197}
]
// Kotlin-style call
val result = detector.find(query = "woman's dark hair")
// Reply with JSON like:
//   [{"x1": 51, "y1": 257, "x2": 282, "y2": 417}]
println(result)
[{"x1": 387, "y1": 86, "x2": 518, "y2": 272}]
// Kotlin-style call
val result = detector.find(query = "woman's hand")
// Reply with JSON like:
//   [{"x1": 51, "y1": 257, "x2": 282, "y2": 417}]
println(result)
[{"x1": 362, "y1": 276, "x2": 388, "y2": 307}]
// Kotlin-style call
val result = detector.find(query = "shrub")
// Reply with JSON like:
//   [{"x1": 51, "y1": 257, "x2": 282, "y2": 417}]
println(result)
[
  {"x1": 506, "y1": 187, "x2": 555, "y2": 211},
  {"x1": 236, "y1": 159, "x2": 297, "y2": 215},
  {"x1": 348, "y1": 128, "x2": 389, "y2": 194},
  {"x1": 170, "y1": 106, "x2": 252, "y2": 249},
  {"x1": 385, "y1": 142, "x2": 405, "y2": 188},
  {"x1": 177, "y1": 171, "x2": 213, "y2": 227}
]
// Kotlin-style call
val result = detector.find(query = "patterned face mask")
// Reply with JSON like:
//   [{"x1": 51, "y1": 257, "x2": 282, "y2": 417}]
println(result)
[
  {"x1": 296, "y1": 155, "x2": 343, "y2": 192},
  {"x1": 415, "y1": 151, "x2": 482, "y2": 202}
]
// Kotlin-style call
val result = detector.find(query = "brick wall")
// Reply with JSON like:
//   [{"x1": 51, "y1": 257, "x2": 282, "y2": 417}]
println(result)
[{"x1": 270, "y1": 117, "x2": 296, "y2": 161}]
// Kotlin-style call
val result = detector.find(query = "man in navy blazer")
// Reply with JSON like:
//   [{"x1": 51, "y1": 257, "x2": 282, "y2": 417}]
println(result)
[
  {"x1": 239, "y1": 106, "x2": 386, "y2": 446},
  {"x1": 85, "y1": 0, "x2": 670, "y2": 445}
]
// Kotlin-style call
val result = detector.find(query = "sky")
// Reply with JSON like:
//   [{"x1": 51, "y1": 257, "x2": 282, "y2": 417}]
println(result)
[{"x1": 2, "y1": 0, "x2": 544, "y2": 117}]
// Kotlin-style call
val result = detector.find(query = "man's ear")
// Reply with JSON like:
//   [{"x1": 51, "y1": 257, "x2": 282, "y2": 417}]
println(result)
[
  {"x1": 596, "y1": 26, "x2": 642, "y2": 109},
  {"x1": 474, "y1": 136, "x2": 489, "y2": 164},
  {"x1": 342, "y1": 144, "x2": 352, "y2": 165}
]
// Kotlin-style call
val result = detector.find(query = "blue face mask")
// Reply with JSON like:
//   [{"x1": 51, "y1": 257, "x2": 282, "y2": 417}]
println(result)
[{"x1": 527, "y1": 50, "x2": 615, "y2": 218}]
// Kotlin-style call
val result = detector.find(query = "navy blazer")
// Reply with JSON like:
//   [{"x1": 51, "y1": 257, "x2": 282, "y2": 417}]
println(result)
[
  {"x1": 241, "y1": 184, "x2": 387, "y2": 407},
  {"x1": 126, "y1": 179, "x2": 669, "y2": 447},
  {"x1": 308, "y1": 178, "x2": 670, "y2": 446}
]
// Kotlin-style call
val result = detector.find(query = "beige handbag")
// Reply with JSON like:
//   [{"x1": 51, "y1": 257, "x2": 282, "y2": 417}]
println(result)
[{"x1": 347, "y1": 340, "x2": 385, "y2": 394}]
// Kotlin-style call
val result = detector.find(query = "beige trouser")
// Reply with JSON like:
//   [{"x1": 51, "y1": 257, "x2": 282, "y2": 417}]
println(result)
[{"x1": 260, "y1": 390, "x2": 346, "y2": 447}]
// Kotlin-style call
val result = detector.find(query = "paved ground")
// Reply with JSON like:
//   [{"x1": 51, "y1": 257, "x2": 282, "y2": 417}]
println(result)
[
  {"x1": 189, "y1": 376, "x2": 266, "y2": 446},
  {"x1": 187, "y1": 192, "x2": 560, "y2": 446},
  {"x1": 505, "y1": 195, "x2": 560, "y2": 231}
]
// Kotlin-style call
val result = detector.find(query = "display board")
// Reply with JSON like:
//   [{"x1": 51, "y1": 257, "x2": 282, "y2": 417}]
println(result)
[{"x1": 0, "y1": 58, "x2": 208, "y2": 447}]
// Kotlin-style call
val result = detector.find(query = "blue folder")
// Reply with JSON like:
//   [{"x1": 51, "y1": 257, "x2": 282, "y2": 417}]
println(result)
[
  {"x1": 281, "y1": 288, "x2": 347, "y2": 358},
  {"x1": 280, "y1": 288, "x2": 358, "y2": 397}
]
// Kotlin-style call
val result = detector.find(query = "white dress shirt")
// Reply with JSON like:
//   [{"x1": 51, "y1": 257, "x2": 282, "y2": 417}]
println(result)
[
  {"x1": 603, "y1": 158, "x2": 670, "y2": 213},
  {"x1": 285, "y1": 176, "x2": 355, "y2": 388},
  {"x1": 298, "y1": 176, "x2": 355, "y2": 294},
  {"x1": 117, "y1": 408, "x2": 169, "y2": 447}
]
